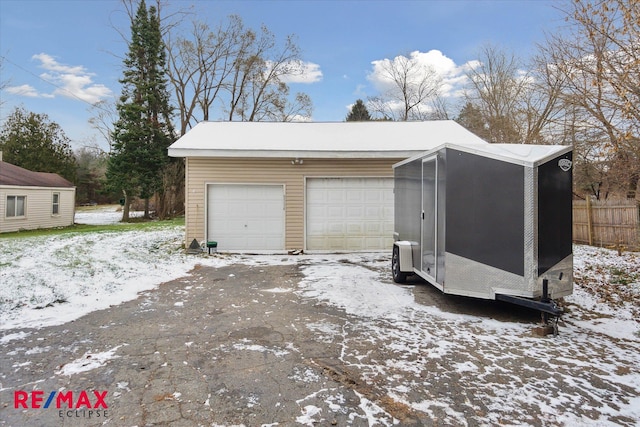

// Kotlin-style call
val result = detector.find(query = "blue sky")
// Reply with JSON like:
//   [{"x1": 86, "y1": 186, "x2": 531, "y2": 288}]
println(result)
[{"x1": 0, "y1": 0, "x2": 565, "y2": 151}]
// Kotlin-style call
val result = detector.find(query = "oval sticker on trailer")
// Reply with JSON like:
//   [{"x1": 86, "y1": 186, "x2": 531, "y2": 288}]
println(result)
[{"x1": 558, "y1": 158, "x2": 572, "y2": 172}]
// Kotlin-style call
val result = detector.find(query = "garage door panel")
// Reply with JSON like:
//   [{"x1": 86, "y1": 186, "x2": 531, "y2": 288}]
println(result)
[
  {"x1": 262, "y1": 204, "x2": 283, "y2": 217},
  {"x1": 306, "y1": 178, "x2": 393, "y2": 251},
  {"x1": 364, "y1": 190, "x2": 383, "y2": 202},
  {"x1": 328, "y1": 193, "x2": 346, "y2": 203},
  {"x1": 326, "y1": 209, "x2": 344, "y2": 219},
  {"x1": 346, "y1": 191, "x2": 363, "y2": 202},
  {"x1": 307, "y1": 206, "x2": 326, "y2": 218},
  {"x1": 327, "y1": 222, "x2": 345, "y2": 234},
  {"x1": 364, "y1": 206, "x2": 383, "y2": 217},
  {"x1": 228, "y1": 206, "x2": 247, "y2": 216},
  {"x1": 208, "y1": 184, "x2": 284, "y2": 251},
  {"x1": 365, "y1": 222, "x2": 383, "y2": 233},
  {"x1": 346, "y1": 223, "x2": 363, "y2": 233},
  {"x1": 347, "y1": 206, "x2": 364, "y2": 217}
]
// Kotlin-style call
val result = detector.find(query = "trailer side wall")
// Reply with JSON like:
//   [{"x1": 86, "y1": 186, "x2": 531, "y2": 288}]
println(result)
[{"x1": 445, "y1": 149, "x2": 525, "y2": 277}]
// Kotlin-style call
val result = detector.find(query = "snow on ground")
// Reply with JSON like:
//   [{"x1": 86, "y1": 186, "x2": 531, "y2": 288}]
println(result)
[
  {"x1": 1, "y1": 207, "x2": 639, "y2": 425},
  {"x1": 55, "y1": 344, "x2": 126, "y2": 376},
  {"x1": 296, "y1": 257, "x2": 640, "y2": 425},
  {"x1": 73, "y1": 205, "x2": 144, "y2": 225},
  {"x1": 0, "y1": 222, "x2": 223, "y2": 329},
  {"x1": 0, "y1": 208, "x2": 359, "y2": 330}
]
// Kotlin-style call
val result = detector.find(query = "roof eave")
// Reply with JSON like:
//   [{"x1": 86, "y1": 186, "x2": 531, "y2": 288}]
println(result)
[
  {"x1": 0, "y1": 184, "x2": 76, "y2": 190},
  {"x1": 168, "y1": 148, "x2": 426, "y2": 159}
]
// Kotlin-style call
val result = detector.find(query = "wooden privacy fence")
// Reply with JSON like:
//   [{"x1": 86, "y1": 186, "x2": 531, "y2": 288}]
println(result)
[{"x1": 573, "y1": 199, "x2": 640, "y2": 250}]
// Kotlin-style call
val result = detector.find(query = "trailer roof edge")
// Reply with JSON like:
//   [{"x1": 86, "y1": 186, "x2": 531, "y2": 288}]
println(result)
[{"x1": 393, "y1": 143, "x2": 572, "y2": 169}]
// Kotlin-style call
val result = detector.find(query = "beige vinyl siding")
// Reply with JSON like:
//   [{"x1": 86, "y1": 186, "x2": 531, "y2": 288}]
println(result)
[
  {"x1": 0, "y1": 186, "x2": 75, "y2": 233},
  {"x1": 184, "y1": 157, "x2": 401, "y2": 250}
]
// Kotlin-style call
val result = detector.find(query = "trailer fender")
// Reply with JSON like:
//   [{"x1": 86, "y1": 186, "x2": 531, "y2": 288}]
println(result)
[
  {"x1": 394, "y1": 241, "x2": 414, "y2": 272},
  {"x1": 392, "y1": 242, "x2": 411, "y2": 284}
]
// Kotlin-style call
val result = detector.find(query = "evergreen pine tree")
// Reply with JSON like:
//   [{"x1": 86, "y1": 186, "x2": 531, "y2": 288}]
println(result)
[
  {"x1": 0, "y1": 107, "x2": 77, "y2": 182},
  {"x1": 346, "y1": 99, "x2": 371, "y2": 121},
  {"x1": 107, "y1": 0, "x2": 175, "y2": 221}
]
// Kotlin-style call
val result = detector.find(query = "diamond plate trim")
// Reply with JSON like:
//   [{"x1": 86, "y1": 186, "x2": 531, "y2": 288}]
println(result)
[
  {"x1": 538, "y1": 253, "x2": 573, "y2": 299},
  {"x1": 523, "y1": 166, "x2": 537, "y2": 288},
  {"x1": 444, "y1": 252, "x2": 527, "y2": 299}
]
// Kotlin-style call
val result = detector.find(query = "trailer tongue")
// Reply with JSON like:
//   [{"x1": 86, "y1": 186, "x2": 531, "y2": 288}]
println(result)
[{"x1": 392, "y1": 143, "x2": 573, "y2": 335}]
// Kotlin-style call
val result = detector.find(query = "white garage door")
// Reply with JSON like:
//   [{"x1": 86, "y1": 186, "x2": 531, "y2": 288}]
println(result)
[
  {"x1": 207, "y1": 184, "x2": 285, "y2": 251},
  {"x1": 306, "y1": 178, "x2": 394, "y2": 251}
]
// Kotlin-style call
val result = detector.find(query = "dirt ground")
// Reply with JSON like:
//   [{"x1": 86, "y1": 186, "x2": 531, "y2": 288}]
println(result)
[{"x1": 1, "y1": 259, "x2": 638, "y2": 426}]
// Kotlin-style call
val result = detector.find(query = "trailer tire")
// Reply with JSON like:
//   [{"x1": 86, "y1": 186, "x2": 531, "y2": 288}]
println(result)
[{"x1": 392, "y1": 245, "x2": 408, "y2": 283}]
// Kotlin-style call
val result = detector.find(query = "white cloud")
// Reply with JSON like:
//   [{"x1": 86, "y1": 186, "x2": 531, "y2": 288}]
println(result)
[
  {"x1": 6, "y1": 84, "x2": 40, "y2": 97},
  {"x1": 289, "y1": 114, "x2": 313, "y2": 122},
  {"x1": 32, "y1": 53, "x2": 86, "y2": 75},
  {"x1": 353, "y1": 83, "x2": 366, "y2": 97},
  {"x1": 274, "y1": 60, "x2": 323, "y2": 84},
  {"x1": 367, "y1": 49, "x2": 475, "y2": 99},
  {"x1": 409, "y1": 49, "x2": 457, "y2": 77},
  {"x1": 30, "y1": 53, "x2": 113, "y2": 104},
  {"x1": 462, "y1": 59, "x2": 482, "y2": 72}
]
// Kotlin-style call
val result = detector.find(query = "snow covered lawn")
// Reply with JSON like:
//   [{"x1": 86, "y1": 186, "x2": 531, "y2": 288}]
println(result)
[
  {"x1": 0, "y1": 207, "x2": 639, "y2": 425},
  {"x1": 0, "y1": 223, "x2": 208, "y2": 329},
  {"x1": 1, "y1": 209, "x2": 637, "y2": 335}
]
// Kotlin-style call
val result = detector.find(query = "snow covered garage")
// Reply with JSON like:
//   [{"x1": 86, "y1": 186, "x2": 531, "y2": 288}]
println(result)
[{"x1": 168, "y1": 121, "x2": 486, "y2": 252}]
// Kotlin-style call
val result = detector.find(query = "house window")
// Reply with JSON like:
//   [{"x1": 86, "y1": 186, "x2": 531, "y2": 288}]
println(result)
[
  {"x1": 6, "y1": 195, "x2": 26, "y2": 218},
  {"x1": 52, "y1": 193, "x2": 60, "y2": 215}
]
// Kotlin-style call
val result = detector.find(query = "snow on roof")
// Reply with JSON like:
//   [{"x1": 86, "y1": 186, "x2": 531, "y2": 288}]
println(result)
[
  {"x1": 395, "y1": 142, "x2": 572, "y2": 168},
  {"x1": 167, "y1": 120, "x2": 489, "y2": 159},
  {"x1": 487, "y1": 143, "x2": 572, "y2": 165},
  {"x1": 0, "y1": 161, "x2": 74, "y2": 188}
]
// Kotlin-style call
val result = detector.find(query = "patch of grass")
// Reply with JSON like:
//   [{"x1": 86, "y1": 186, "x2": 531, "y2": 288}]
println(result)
[
  {"x1": 0, "y1": 216, "x2": 185, "y2": 239},
  {"x1": 609, "y1": 266, "x2": 639, "y2": 285}
]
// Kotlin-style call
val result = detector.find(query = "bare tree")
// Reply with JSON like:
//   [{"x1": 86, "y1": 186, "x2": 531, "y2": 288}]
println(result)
[
  {"x1": 462, "y1": 44, "x2": 564, "y2": 145},
  {"x1": 429, "y1": 93, "x2": 452, "y2": 120},
  {"x1": 368, "y1": 53, "x2": 442, "y2": 121},
  {"x1": 165, "y1": 16, "x2": 241, "y2": 135},
  {"x1": 226, "y1": 26, "x2": 311, "y2": 122},
  {"x1": 165, "y1": 15, "x2": 312, "y2": 126},
  {"x1": 464, "y1": 45, "x2": 529, "y2": 143},
  {"x1": 523, "y1": 54, "x2": 566, "y2": 144},
  {"x1": 541, "y1": 0, "x2": 639, "y2": 198},
  {"x1": 267, "y1": 90, "x2": 312, "y2": 122},
  {"x1": 88, "y1": 100, "x2": 117, "y2": 152}
]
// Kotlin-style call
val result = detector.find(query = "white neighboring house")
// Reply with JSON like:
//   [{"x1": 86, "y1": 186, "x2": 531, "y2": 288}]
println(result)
[{"x1": 0, "y1": 155, "x2": 76, "y2": 233}]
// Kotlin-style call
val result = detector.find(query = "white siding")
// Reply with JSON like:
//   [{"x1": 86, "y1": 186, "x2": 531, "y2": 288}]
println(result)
[{"x1": 0, "y1": 186, "x2": 75, "y2": 233}]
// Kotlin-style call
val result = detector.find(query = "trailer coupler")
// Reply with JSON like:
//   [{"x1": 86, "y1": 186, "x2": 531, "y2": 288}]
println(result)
[{"x1": 495, "y1": 280, "x2": 562, "y2": 336}]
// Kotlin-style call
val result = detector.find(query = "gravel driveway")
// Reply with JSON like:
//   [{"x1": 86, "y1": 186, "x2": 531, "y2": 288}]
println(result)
[{"x1": 1, "y1": 255, "x2": 638, "y2": 426}]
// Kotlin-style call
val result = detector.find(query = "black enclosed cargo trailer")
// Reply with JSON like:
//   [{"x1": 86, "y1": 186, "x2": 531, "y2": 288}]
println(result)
[{"x1": 392, "y1": 142, "x2": 573, "y2": 330}]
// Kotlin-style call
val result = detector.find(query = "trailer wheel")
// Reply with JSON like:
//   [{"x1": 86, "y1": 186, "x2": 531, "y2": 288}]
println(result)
[{"x1": 392, "y1": 245, "x2": 408, "y2": 283}]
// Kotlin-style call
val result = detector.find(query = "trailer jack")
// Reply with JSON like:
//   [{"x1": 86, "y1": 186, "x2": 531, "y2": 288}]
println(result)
[{"x1": 496, "y1": 280, "x2": 562, "y2": 337}]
